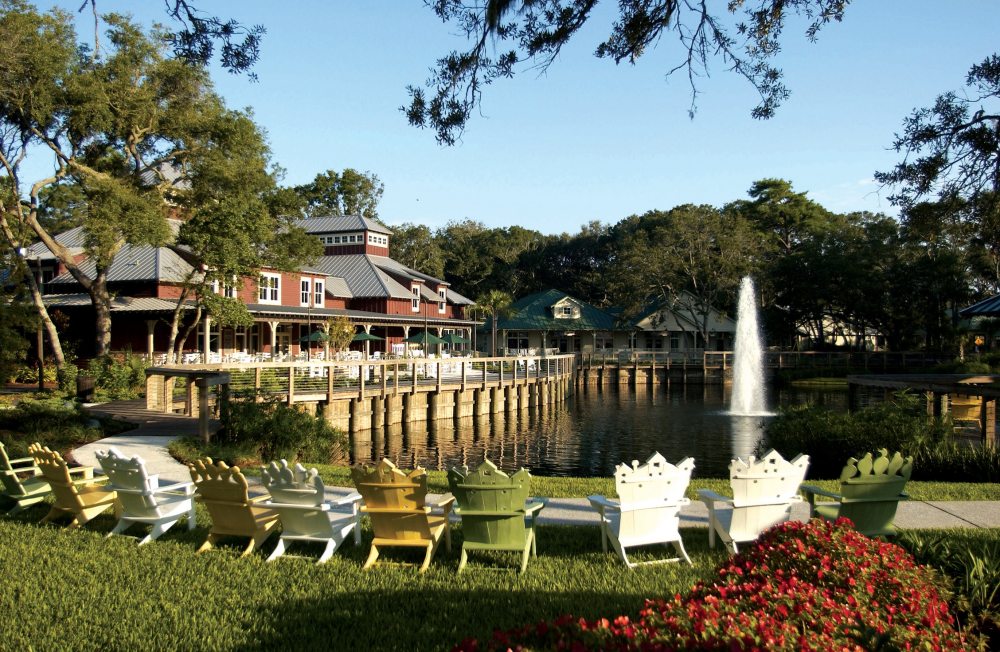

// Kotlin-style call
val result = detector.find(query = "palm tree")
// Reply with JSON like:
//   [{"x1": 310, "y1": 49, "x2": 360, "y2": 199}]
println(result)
[{"x1": 475, "y1": 289, "x2": 514, "y2": 357}]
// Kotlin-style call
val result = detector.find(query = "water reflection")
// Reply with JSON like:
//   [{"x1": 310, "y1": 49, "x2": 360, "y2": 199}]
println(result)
[{"x1": 351, "y1": 384, "x2": 846, "y2": 478}]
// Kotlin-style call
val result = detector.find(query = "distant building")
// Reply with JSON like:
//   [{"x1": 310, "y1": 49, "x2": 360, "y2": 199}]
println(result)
[{"x1": 25, "y1": 215, "x2": 475, "y2": 360}]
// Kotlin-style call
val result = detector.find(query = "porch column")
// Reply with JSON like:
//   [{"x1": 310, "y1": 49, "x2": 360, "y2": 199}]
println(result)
[
  {"x1": 146, "y1": 320, "x2": 157, "y2": 361},
  {"x1": 201, "y1": 315, "x2": 211, "y2": 363},
  {"x1": 268, "y1": 320, "x2": 279, "y2": 354},
  {"x1": 364, "y1": 325, "x2": 372, "y2": 359}
]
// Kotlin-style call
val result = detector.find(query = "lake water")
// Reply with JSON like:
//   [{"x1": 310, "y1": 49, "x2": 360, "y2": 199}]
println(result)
[{"x1": 349, "y1": 384, "x2": 847, "y2": 478}]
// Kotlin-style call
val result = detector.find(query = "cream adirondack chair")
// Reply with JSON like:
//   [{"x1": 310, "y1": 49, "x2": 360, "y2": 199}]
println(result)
[
  {"x1": 188, "y1": 458, "x2": 280, "y2": 557},
  {"x1": 351, "y1": 459, "x2": 454, "y2": 572},
  {"x1": 587, "y1": 453, "x2": 695, "y2": 567},
  {"x1": 29, "y1": 443, "x2": 118, "y2": 529},
  {"x1": 697, "y1": 450, "x2": 809, "y2": 554},
  {"x1": 261, "y1": 459, "x2": 362, "y2": 564},
  {"x1": 95, "y1": 447, "x2": 196, "y2": 545},
  {"x1": 1, "y1": 442, "x2": 51, "y2": 515}
]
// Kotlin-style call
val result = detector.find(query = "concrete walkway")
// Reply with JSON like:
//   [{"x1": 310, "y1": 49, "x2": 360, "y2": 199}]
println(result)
[{"x1": 77, "y1": 401, "x2": 1000, "y2": 530}]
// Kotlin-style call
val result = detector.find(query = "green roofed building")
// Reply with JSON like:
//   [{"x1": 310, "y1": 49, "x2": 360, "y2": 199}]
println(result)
[{"x1": 487, "y1": 289, "x2": 629, "y2": 354}]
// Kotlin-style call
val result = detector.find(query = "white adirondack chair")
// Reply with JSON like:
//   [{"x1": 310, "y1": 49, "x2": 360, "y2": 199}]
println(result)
[
  {"x1": 95, "y1": 447, "x2": 196, "y2": 545},
  {"x1": 587, "y1": 453, "x2": 695, "y2": 567},
  {"x1": 261, "y1": 459, "x2": 362, "y2": 564},
  {"x1": 696, "y1": 449, "x2": 809, "y2": 554}
]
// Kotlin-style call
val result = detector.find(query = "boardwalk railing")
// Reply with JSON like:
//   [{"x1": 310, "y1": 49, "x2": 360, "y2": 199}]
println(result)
[{"x1": 577, "y1": 350, "x2": 953, "y2": 372}]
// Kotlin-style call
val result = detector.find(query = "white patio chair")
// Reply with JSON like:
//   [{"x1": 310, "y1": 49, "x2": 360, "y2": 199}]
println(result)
[{"x1": 588, "y1": 453, "x2": 694, "y2": 567}]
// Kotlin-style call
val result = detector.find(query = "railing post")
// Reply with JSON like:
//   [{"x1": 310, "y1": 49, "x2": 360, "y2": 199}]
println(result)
[{"x1": 287, "y1": 364, "x2": 295, "y2": 405}]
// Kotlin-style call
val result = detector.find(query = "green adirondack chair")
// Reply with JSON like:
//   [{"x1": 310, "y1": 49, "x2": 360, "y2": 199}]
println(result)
[
  {"x1": 1, "y1": 442, "x2": 51, "y2": 515},
  {"x1": 447, "y1": 458, "x2": 546, "y2": 574},
  {"x1": 800, "y1": 449, "x2": 913, "y2": 537}
]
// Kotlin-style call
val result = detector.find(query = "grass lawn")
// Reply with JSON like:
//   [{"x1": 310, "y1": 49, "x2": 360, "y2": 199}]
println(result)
[{"x1": 0, "y1": 503, "x2": 721, "y2": 651}]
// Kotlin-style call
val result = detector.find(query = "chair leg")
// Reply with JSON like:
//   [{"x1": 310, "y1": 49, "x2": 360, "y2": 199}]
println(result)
[
  {"x1": 673, "y1": 538, "x2": 692, "y2": 566},
  {"x1": 520, "y1": 538, "x2": 533, "y2": 574},
  {"x1": 267, "y1": 538, "x2": 288, "y2": 562},
  {"x1": 39, "y1": 506, "x2": 60, "y2": 525},
  {"x1": 142, "y1": 519, "x2": 177, "y2": 546},
  {"x1": 443, "y1": 523, "x2": 452, "y2": 553},
  {"x1": 186, "y1": 505, "x2": 197, "y2": 530},
  {"x1": 317, "y1": 539, "x2": 337, "y2": 564},
  {"x1": 107, "y1": 518, "x2": 131, "y2": 538},
  {"x1": 362, "y1": 544, "x2": 380, "y2": 570},
  {"x1": 196, "y1": 533, "x2": 217, "y2": 554},
  {"x1": 457, "y1": 547, "x2": 469, "y2": 574},
  {"x1": 419, "y1": 541, "x2": 436, "y2": 573}
]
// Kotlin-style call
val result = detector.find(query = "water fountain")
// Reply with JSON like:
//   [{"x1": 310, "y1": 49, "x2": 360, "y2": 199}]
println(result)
[{"x1": 730, "y1": 276, "x2": 770, "y2": 417}]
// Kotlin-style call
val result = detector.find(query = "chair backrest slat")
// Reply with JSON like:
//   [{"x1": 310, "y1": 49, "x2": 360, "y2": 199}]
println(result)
[
  {"x1": 352, "y1": 459, "x2": 432, "y2": 540},
  {"x1": 448, "y1": 459, "x2": 531, "y2": 547}
]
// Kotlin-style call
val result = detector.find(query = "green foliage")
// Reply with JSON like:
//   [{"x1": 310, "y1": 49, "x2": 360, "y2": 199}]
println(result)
[
  {"x1": 85, "y1": 352, "x2": 148, "y2": 401},
  {"x1": 56, "y1": 362, "x2": 78, "y2": 396},
  {"x1": 292, "y1": 168, "x2": 384, "y2": 221},
  {"x1": 322, "y1": 316, "x2": 354, "y2": 354},
  {"x1": 0, "y1": 397, "x2": 107, "y2": 457},
  {"x1": 763, "y1": 392, "x2": 1000, "y2": 482},
  {"x1": 900, "y1": 529, "x2": 1000, "y2": 648},
  {"x1": 215, "y1": 396, "x2": 346, "y2": 464}
]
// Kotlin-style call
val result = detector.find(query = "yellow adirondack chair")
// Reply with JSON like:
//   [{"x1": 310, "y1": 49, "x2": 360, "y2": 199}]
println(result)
[
  {"x1": 29, "y1": 443, "x2": 117, "y2": 529},
  {"x1": 1, "y1": 442, "x2": 51, "y2": 515},
  {"x1": 351, "y1": 459, "x2": 455, "y2": 572},
  {"x1": 188, "y1": 457, "x2": 280, "y2": 557}
]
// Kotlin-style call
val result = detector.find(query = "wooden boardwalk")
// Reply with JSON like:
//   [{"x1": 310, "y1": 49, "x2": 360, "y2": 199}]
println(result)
[{"x1": 84, "y1": 399, "x2": 220, "y2": 438}]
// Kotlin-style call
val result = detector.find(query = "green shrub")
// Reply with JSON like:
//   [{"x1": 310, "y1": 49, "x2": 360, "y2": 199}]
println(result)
[
  {"x1": 86, "y1": 352, "x2": 148, "y2": 400},
  {"x1": 0, "y1": 398, "x2": 105, "y2": 456},
  {"x1": 761, "y1": 392, "x2": 951, "y2": 479},
  {"x1": 56, "y1": 363, "x2": 78, "y2": 396},
  {"x1": 913, "y1": 443, "x2": 1000, "y2": 483},
  {"x1": 215, "y1": 395, "x2": 346, "y2": 464},
  {"x1": 900, "y1": 530, "x2": 1000, "y2": 648}
]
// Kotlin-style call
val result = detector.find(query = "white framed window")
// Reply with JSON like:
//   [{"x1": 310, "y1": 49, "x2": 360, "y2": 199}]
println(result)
[
  {"x1": 259, "y1": 273, "x2": 280, "y2": 304},
  {"x1": 438, "y1": 287, "x2": 446, "y2": 314},
  {"x1": 313, "y1": 280, "x2": 324, "y2": 307},
  {"x1": 300, "y1": 278, "x2": 311, "y2": 306},
  {"x1": 411, "y1": 285, "x2": 420, "y2": 312}
]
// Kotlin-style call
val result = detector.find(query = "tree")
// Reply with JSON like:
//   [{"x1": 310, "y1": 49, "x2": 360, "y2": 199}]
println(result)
[
  {"x1": 389, "y1": 222, "x2": 446, "y2": 279},
  {"x1": 0, "y1": 5, "x2": 245, "y2": 357},
  {"x1": 475, "y1": 289, "x2": 514, "y2": 357},
  {"x1": 293, "y1": 168, "x2": 385, "y2": 221},
  {"x1": 405, "y1": 0, "x2": 849, "y2": 144},
  {"x1": 321, "y1": 315, "x2": 355, "y2": 356},
  {"x1": 611, "y1": 205, "x2": 759, "y2": 347}
]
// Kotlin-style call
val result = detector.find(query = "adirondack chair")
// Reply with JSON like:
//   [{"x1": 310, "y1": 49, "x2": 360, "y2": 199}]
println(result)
[
  {"x1": 696, "y1": 449, "x2": 810, "y2": 554},
  {"x1": 350, "y1": 459, "x2": 455, "y2": 572},
  {"x1": 1, "y1": 442, "x2": 51, "y2": 515},
  {"x1": 447, "y1": 459, "x2": 546, "y2": 574},
  {"x1": 800, "y1": 449, "x2": 913, "y2": 537},
  {"x1": 261, "y1": 459, "x2": 362, "y2": 564},
  {"x1": 28, "y1": 443, "x2": 118, "y2": 529},
  {"x1": 188, "y1": 457, "x2": 280, "y2": 557},
  {"x1": 95, "y1": 447, "x2": 196, "y2": 545},
  {"x1": 587, "y1": 453, "x2": 695, "y2": 567}
]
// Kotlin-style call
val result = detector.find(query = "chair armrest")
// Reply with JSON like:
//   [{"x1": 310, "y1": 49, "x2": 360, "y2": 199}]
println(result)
[
  {"x1": 71, "y1": 475, "x2": 108, "y2": 486},
  {"x1": 8, "y1": 456, "x2": 36, "y2": 466},
  {"x1": 587, "y1": 495, "x2": 620, "y2": 514},
  {"x1": 67, "y1": 466, "x2": 95, "y2": 479},
  {"x1": 153, "y1": 481, "x2": 195, "y2": 495},
  {"x1": 330, "y1": 492, "x2": 362, "y2": 507},
  {"x1": 696, "y1": 489, "x2": 734, "y2": 510},
  {"x1": 430, "y1": 493, "x2": 456, "y2": 516},
  {"x1": 524, "y1": 499, "x2": 546, "y2": 517},
  {"x1": 248, "y1": 494, "x2": 271, "y2": 504},
  {"x1": 799, "y1": 484, "x2": 842, "y2": 500}
]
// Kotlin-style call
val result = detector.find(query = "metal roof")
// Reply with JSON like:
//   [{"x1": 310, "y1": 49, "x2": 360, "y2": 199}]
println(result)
[
  {"x1": 297, "y1": 215, "x2": 393, "y2": 236},
  {"x1": 323, "y1": 276, "x2": 353, "y2": 298},
  {"x1": 494, "y1": 289, "x2": 618, "y2": 332},
  {"x1": 25, "y1": 219, "x2": 184, "y2": 262},
  {"x1": 960, "y1": 294, "x2": 1000, "y2": 317},
  {"x1": 370, "y1": 256, "x2": 474, "y2": 306},
  {"x1": 41, "y1": 293, "x2": 191, "y2": 312},
  {"x1": 311, "y1": 255, "x2": 412, "y2": 300},
  {"x1": 48, "y1": 244, "x2": 195, "y2": 285}
]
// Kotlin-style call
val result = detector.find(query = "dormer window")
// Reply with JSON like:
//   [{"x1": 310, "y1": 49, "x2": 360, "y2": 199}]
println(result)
[{"x1": 554, "y1": 302, "x2": 579, "y2": 319}]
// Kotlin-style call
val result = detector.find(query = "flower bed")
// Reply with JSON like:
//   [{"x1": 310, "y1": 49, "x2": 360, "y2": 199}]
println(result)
[{"x1": 457, "y1": 518, "x2": 968, "y2": 651}]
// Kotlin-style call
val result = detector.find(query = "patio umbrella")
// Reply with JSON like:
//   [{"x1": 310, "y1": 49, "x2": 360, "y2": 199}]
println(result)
[
  {"x1": 440, "y1": 332, "x2": 469, "y2": 345},
  {"x1": 352, "y1": 332, "x2": 384, "y2": 342},
  {"x1": 298, "y1": 331, "x2": 328, "y2": 344},
  {"x1": 404, "y1": 331, "x2": 447, "y2": 345}
]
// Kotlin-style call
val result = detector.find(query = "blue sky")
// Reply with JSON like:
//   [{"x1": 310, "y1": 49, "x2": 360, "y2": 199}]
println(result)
[{"x1": 44, "y1": 1, "x2": 1000, "y2": 234}]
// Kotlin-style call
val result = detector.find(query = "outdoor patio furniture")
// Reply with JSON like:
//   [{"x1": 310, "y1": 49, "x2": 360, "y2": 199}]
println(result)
[
  {"x1": 350, "y1": 459, "x2": 454, "y2": 572},
  {"x1": 96, "y1": 447, "x2": 196, "y2": 545},
  {"x1": 29, "y1": 443, "x2": 118, "y2": 530},
  {"x1": 448, "y1": 458, "x2": 546, "y2": 573},
  {"x1": 697, "y1": 449, "x2": 810, "y2": 554},
  {"x1": 800, "y1": 449, "x2": 913, "y2": 537},
  {"x1": 588, "y1": 453, "x2": 694, "y2": 567},
  {"x1": 261, "y1": 459, "x2": 362, "y2": 563},
  {"x1": 0, "y1": 442, "x2": 51, "y2": 515},
  {"x1": 188, "y1": 457, "x2": 280, "y2": 557}
]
